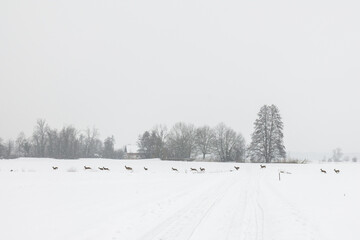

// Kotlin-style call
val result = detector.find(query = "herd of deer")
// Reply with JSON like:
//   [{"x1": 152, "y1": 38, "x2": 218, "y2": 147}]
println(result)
[
  {"x1": 321, "y1": 168, "x2": 340, "y2": 174},
  {"x1": 44, "y1": 165, "x2": 339, "y2": 174},
  {"x1": 49, "y1": 165, "x2": 243, "y2": 172},
  {"x1": 50, "y1": 165, "x2": 142, "y2": 171}
]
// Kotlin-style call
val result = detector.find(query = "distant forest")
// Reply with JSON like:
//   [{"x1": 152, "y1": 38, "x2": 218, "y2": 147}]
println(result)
[
  {"x1": 0, "y1": 119, "x2": 123, "y2": 160},
  {"x1": 2, "y1": 105, "x2": 332, "y2": 163},
  {"x1": 0, "y1": 105, "x2": 286, "y2": 162},
  {"x1": 0, "y1": 119, "x2": 248, "y2": 161}
]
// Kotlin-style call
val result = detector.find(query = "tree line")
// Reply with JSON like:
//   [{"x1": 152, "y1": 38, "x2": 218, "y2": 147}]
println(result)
[
  {"x1": 0, "y1": 119, "x2": 123, "y2": 159},
  {"x1": 138, "y1": 105, "x2": 286, "y2": 162},
  {"x1": 137, "y1": 122, "x2": 246, "y2": 162},
  {"x1": 0, "y1": 105, "x2": 287, "y2": 162}
]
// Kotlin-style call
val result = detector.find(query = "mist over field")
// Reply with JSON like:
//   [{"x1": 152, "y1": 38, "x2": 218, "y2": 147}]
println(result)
[
  {"x1": 1, "y1": 0, "x2": 360, "y2": 239},
  {"x1": 1, "y1": 0, "x2": 360, "y2": 156}
]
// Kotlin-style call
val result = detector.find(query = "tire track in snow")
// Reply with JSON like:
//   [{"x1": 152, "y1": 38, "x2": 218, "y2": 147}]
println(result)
[
  {"x1": 136, "y1": 172, "x2": 266, "y2": 240},
  {"x1": 254, "y1": 178, "x2": 265, "y2": 240},
  {"x1": 190, "y1": 173, "x2": 251, "y2": 240},
  {"x1": 224, "y1": 186, "x2": 249, "y2": 240},
  {"x1": 231, "y1": 170, "x2": 265, "y2": 240},
  {"x1": 186, "y1": 174, "x2": 250, "y2": 240},
  {"x1": 64, "y1": 176, "x2": 212, "y2": 240},
  {"x1": 184, "y1": 171, "x2": 265, "y2": 240},
  {"x1": 136, "y1": 176, "x2": 237, "y2": 240}
]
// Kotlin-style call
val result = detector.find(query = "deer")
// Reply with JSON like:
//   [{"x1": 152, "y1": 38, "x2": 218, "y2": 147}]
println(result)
[
  {"x1": 334, "y1": 169, "x2": 340, "y2": 174},
  {"x1": 172, "y1": 167, "x2": 178, "y2": 172},
  {"x1": 98, "y1": 167, "x2": 104, "y2": 171},
  {"x1": 190, "y1": 168, "x2": 198, "y2": 172},
  {"x1": 234, "y1": 166, "x2": 239, "y2": 170},
  {"x1": 200, "y1": 167, "x2": 205, "y2": 172},
  {"x1": 260, "y1": 165, "x2": 266, "y2": 169},
  {"x1": 52, "y1": 166, "x2": 58, "y2": 170},
  {"x1": 144, "y1": 167, "x2": 148, "y2": 171},
  {"x1": 84, "y1": 166, "x2": 92, "y2": 170},
  {"x1": 320, "y1": 168, "x2": 327, "y2": 173},
  {"x1": 103, "y1": 167, "x2": 110, "y2": 171},
  {"x1": 125, "y1": 166, "x2": 133, "y2": 171}
]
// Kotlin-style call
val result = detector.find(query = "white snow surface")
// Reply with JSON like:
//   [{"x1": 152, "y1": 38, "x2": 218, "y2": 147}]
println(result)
[{"x1": 0, "y1": 158, "x2": 359, "y2": 240}]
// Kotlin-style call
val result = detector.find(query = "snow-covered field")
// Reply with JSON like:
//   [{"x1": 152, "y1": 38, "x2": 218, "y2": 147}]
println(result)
[{"x1": 0, "y1": 158, "x2": 359, "y2": 240}]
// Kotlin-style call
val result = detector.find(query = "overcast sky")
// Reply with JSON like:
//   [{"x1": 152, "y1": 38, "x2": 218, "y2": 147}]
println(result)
[{"x1": 1, "y1": 0, "x2": 359, "y2": 156}]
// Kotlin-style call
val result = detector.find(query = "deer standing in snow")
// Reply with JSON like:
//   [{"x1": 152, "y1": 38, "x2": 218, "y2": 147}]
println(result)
[
  {"x1": 172, "y1": 167, "x2": 178, "y2": 171},
  {"x1": 125, "y1": 166, "x2": 133, "y2": 171},
  {"x1": 200, "y1": 167, "x2": 205, "y2": 172},
  {"x1": 52, "y1": 166, "x2": 58, "y2": 170},
  {"x1": 84, "y1": 166, "x2": 92, "y2": 170},
  {"x1": 103, "y1": 167, "x2": 110, "y2": 171},
  {"x1": 260, "y1": 165, "x2": 266, "y2": 169},
  {"x1": 320, "y1": 168, "x2": 327, "y2": 174},
  {"x1": 334, "y1": 169, "x2": 340, "y2": 174},
  {"x1": 234, "y1": 166, "x2": 239, "y2": 170},
  {"x1": 98, "y1": 167, "x2": 104, "y2": 171},
  {"x1": 190, "y1": 168, "x2": 198, "y2": 172},
  {"x1": 144, "y1": 167, "x2": 148, "y2": 171}
]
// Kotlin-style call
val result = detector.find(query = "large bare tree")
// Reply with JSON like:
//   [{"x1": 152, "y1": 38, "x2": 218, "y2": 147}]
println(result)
[
  {"x1": 213, "y1": 123, "x2": 246, "y2": 162},
  {"x1": 58, "y1": 126, "x2": 79, "y2": 159},
  {"x1": 84, "y1": 127, "x2": 100, "y2": 158},
  {"x1": 5, "y1": 140, "x2": 14, "y2": 158},
  {"x1": 47, "y1": 128, "x2": 59, "y2": 158},
  {"x1": 248, "y1": 104, "x2": 286, "y2": 163},
  {"x1": 195, "y1": 125, "x2": 215, "y2": 160},
  {"x1": 15, "y1": 132, "x2": 26, "y2": 157},
  {"x1": 167, "y1": 122, "x2": 196, "y2": 159},
  {"x1": 152, "y1": 125, "x2": 168, "y2": 159},
  {"x1": 32, "y1": 119, "x2": 48, "y2": 157}
]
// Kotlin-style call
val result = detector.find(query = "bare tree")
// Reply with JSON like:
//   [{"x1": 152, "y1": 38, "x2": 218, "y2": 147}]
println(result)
[
  {"x1": 22, "y1": 139, "x2": 32, "y2": 157},
  {"x1": 103, "y1": 136, "x2": 115, "y2": 158},
  {"x1": 167, "y1": 122, "x2": 196, "y2": 159},
  {"x1": 58, "y1": 126, "x2": 79, "y2": 159},
  {"x1": 32, "y1": 119, "x2": 48, "y2": 157},
  {"x1": 46, "y1": 128, "x2": 60, "y2": 158},
  {"x1": 195, "y1": 125, "x2": 215, "y2": 160},
  {"x1": 84, "y1": 127, "x2": 100, "y2": 158},
  {"x1": 213, "y1": 123, "x2": 246, "y2": 162},
  {"x1": 15, "y1": 132, "x2": 27, "y2": 157},
  {"x1": 331, "y1": 148, "x2": 343, "y2": 162},
  {"x1": 152, "y1": 125, "x2": 168, "y2": 159},
  {"x1": 5, "y1": 140, "x2": 14, "y2": 158},
  {"x1": 15, "y1": 133, "x2": 32, "y2": 157}
]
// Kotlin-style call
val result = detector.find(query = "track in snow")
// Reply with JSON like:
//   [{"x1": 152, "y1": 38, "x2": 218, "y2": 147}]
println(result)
[
  {"x1": 2, "y1": 159, "x2": 353, "y2": 240},
  {"x1": 110, "y1": 170, "x2": 316, "y2": 240},
  {"x1": 111, "y1": 172, "x2": 268, "y2": 240}
]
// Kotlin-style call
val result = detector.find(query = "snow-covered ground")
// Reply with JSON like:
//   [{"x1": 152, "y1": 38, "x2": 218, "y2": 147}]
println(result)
[{"x1": 0, "y1": 158, "x2": 359, "y2": 240}]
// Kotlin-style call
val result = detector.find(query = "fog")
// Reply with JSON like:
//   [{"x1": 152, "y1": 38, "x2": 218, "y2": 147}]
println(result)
[{"x1": 1, "y1": 0, "x2": 360, "y2": 156}]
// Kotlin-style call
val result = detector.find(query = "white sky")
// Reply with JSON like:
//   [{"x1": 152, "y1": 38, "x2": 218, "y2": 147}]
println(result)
[{"x1": 1, "y1": 0, "x2": 360, "y2": 155}]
